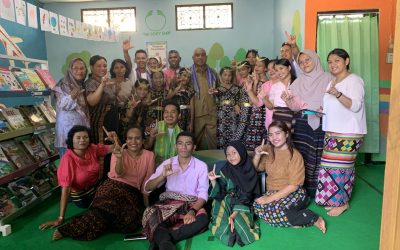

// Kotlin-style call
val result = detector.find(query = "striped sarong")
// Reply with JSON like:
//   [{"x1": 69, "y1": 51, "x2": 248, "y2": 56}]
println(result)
[
  {"x1": 315, "y1": 132, "x2": 364, "y2": 206},
  {"x1": 272, "y1": 107, "x2": 294, "y2": 130}
]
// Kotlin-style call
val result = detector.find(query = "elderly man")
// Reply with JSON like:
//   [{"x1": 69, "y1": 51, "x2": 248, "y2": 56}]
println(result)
[
  {"x1": 163, "y1": 50, "x2": 182, "y2": 89},
  {"x1": 190, "y1": 48, "x2": 219, "y2": 150},
  {"x1": 143, "y1": 131, "x2": 209, "y2": 250}
]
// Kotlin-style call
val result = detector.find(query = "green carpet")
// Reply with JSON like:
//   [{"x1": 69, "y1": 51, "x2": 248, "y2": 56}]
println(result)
[{"x1": 2, "y1": 163, "x2": 383, "y2": 250}]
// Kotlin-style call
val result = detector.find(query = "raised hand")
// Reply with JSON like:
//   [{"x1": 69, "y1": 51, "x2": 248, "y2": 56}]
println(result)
[
  {"x1": 162, "y1": 158, "x2": 179, "y2": 177},
  {"x1": 326, "y1": 85, "x2": 340, "y2": 97},
  {"x1": 244, "y1": 77, "x2": 253, "y2": 92},
  {"x1": 113, "y1": 143, "x2": 126, "y2": 158},
  {"x1": 208, "y1": 164, "x2": 221, "y2": 181},
  {"x1": 255, "y1": 139, "x2": 269, "y2": 156},
  {"x1": 122, "y1": 36, "x2": 134, "y2": 52},
  {"x1": 102, "y1": 126, "x2": 119, "y2": 145},
  {"x1": 280, "y1": 90, "x2": 293, "y2": 102},
  {"x1": 285, "y1": 31, "x2": 296, "y2": 45},
  {"x1": 252, "y1": 71, "x2": 259, "y2": 84}
]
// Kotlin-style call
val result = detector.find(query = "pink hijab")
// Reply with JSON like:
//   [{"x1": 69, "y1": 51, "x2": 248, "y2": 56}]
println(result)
[{"x1": 289, "y1": 49, "x2": 333, "y2": 130}]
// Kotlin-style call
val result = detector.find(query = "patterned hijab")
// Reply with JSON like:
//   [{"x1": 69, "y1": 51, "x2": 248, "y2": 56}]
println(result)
[{"x1": 289, "y1": 50, "x2": 333, "y2": 130}]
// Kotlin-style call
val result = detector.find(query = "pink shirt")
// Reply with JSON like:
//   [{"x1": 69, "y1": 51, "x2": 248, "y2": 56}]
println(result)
[
  {"x1": 108, "y1": 149, "x2": 155, "y2": 193},
  {"x1": 269, "y1": 81, "x2": 289, "y2": 108},
  {"x1": 145, "y1": 156, "x2": 209, "y2": 201},
  {"x1": 256, "y1": 80, "x2": 273, "y2": 129},
  {"x1": 163, "y1": 67, "x2": 179, "y2": 90},
  {"x1": 57, "y1": 144, "x2": 109, "y2": 191}
]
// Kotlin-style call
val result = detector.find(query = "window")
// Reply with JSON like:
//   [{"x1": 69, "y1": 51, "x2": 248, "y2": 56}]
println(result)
[
  {"x1": 81, "y1": 8, "x2": 136, "y2": 32},
  {"x1": 176, "y1": 3, "x2": 233, "y2": 30}
]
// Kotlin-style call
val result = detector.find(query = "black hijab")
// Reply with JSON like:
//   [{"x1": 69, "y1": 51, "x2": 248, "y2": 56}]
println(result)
[{"x1": 221, "y1": 141, "x2": 260, "y2": 200}]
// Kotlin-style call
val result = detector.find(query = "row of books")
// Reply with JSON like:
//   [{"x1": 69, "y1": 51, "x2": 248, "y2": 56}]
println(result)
[
  {"x1": 0, "y1": 104, "x2": 56, "y2": 132},
  {"x1": 0, "y1": 67, "x2": 56, "y2": 92},
  {"x1": 0, "y1": 130, "x2": 56, "y2": 177},
  {"x1": 0, "y1": 163, "x2": 58, "y2": 219}
]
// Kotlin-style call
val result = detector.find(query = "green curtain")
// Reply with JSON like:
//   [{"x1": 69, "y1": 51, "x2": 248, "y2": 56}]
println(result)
[{"x1": 317, "y1": 15, "x2": 380, "y2": 153}]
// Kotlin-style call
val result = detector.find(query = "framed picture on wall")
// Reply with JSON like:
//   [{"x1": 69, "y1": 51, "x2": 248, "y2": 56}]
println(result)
[{"x1": 146, "y1": 41, "x2": 167, "y2": 68}]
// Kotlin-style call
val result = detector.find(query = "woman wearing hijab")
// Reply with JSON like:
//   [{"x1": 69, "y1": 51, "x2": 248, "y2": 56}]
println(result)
[
  {"x1": 53, "y1": 58, "x2": 90, "y2": 158},
  {"x1": 282, "y1": 49, "x2": 333, "y2": 197},
  {"x1": 208, "y1": 141, "x2": 260, "y2": 247}
]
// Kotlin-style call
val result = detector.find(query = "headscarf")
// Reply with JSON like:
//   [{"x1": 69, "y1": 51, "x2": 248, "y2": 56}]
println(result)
[
  {"x1": 220, "y1": 141, "x2": 260, "y2": 205},
  {"x1": 59, "y1": 58, "x2": 87, "y2": 91},
  {"x1": 289, "y1": 49, "x2": 333, "y2": 130}
]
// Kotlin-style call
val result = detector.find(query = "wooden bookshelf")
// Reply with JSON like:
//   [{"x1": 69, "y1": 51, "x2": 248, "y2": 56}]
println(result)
[{"x1": 0, "y1": 123, "x2": 55, "y2": 142}]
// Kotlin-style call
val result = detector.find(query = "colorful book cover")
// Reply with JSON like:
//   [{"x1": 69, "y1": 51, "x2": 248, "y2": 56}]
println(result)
[
  {"x1": 8, "y1": 177, "x2": 38, "y2": 206},
  {"x1": 38, "y1": 103, "x2": 56, "y2": 123},
  {"x1": 11, "y1": 68, "x2": 36, "y2": 91},
  {"x1": 21, "y1": 68, "x2": 47, "y2": 91},
  {"x1": 0, "y1": 186, "x2": 21, "y2": 219},
  {"x1": 0, "y1": 111, "x2": 12, "y2": 133},
  {"x1": 21, "y1": 135, "x2": 49, "y2": 161},
  {"x1": 37, "y1": 128, "x2": 56, "y2": 155},
  {"x1": 1, "y1": 107, "x2": 31, "y2": 130},
  {"x1": 30, "y1": 169, "x2": 53, "y2": 195},
  {"x1": 0, "y1": 140, "x2": 33, "y2": 169},
  {"x1": 18, "y1": 105, "x2": 48, "y2": 126},
  {"x1": 41, "y1": 163, "x2": 58, "y2": 187},
  {"x1": 35, "y1": 69, "x2": 56, "y2": 89},
  {"x1": 0, "y1": 67, "x2": 24, "y2": 91},
  {"x1": 0, "y1": 147, "x2": 16, "y2": 177}
]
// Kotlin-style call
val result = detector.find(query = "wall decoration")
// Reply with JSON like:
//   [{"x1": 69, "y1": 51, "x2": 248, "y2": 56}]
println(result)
[
  {"x1": 67, "y1": 18, "x2": 75, "y2": 37},
  {"x1": 81, "y1": 22, "x2": 88, "y2": 39},
  {"x1": 0, "y1": 24, "x2": 25, "y2": 61},
  {"x1": 58, "y1": 15, "x2": 68, "y2": 36},
  {"x1": 27, "y1": 3, "x2": 37, "y2": 29},
  {"x1": 61, "y1": 50, "x2": 91, "y2": 75},
  {"x1": 0, "y1": 0, "x2": 16, "y2": 22},
  {"x1": 146, "y1": 41, "x2": 167, "y2": 66},
  {"x1": 14, "y1": 0, "x2": 26, "y2": 26},
  {"x1": 291, "y1": 10, "x2": 303, "y2": 50},
  {"x1": 39, "y1": 8, "x2": 50, "y2": 31},
  {"x1": 49, "y1": 12, "x2": 59, "y2": 34},
  {"x1": 145, "y1": 10, "x2": 166, "y2": 31},
  {"x1": 74, "y1": 20, "x2": 82, "y2": 38}
]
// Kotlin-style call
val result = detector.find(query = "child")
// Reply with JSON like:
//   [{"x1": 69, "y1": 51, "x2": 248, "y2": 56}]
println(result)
[
  {"x1": 148, "y1": 70, "x2": 166, "y2": 123},
  {"x1": 166, "y1": 68, "x2": 195, "y2": 132},
  {"x1": 235, "y1": 61, "x2": 251, "y2": 87},
  {"x1": 208, "y1": 140, "x2": 260, "y2": 246},
  {"x1": 252, "y1": 121, "x2": 326, "y2": 233},
  {"x1": 209, "y1": 67, "x2": 240, "y2": 149},
  {"x1": 242, "y1": 57, "x2": 268, "y2": 151}
]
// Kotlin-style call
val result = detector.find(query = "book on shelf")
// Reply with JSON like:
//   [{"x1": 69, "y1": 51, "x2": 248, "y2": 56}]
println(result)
[
  {"x1": 0, "y1": 147, "x2": 16, "y2": 177},
  {"x1": 30, "y1": 169, "x2": 53, "y2": 195},
  {"x1": 35, "y1": 69, "x2": 56, "y2": 89},
  {"x1": 0, "y1": 67, "x2": 24, "y2": 91},
  {"x1": 41, "y1": 163, "x2": 58, "y2": 187},
  {"x1": 37, "y1": 128, "x2": 57, "y2": 155},
  {"x1": 21, "y1": 68, "x2": 47, "y2": 91},
  {"x1": 0, "y1": 140, "x2": 33, "y2": 169},
  {"x1": 0, "y1": 186, "x2": 22, "y2": 219},
  {"x1": 7, "y1": 176, "x2": 38, "y2": 206},
  {"x1": 37, "y1": 103, "x2": 56, "y2": 123},
  {"x1": 18, "y1": 105, "x2": 48, "y2": 127},
  {"x1": 20, "y1": 135, "x2": 49, "y2": 161},
  {"x1": 0, "y1": 111, "x2": 12, "y2": 133},
  {"x1": 0, "y1": 107, "x2": 31, "y2": 130},
  {"x1": 11, "y1": 68, "x2": 36, "y2": 91}
]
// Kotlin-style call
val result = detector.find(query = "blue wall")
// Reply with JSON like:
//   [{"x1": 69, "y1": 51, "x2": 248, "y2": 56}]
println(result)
[{"x1": 44, "y1": 0, "x2": 276, "y2": 80}]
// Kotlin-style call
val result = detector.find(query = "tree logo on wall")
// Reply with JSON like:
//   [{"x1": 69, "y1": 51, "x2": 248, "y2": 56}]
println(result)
[{"x1": 145, "y1": 10, "x2": 166, "y2": 31}]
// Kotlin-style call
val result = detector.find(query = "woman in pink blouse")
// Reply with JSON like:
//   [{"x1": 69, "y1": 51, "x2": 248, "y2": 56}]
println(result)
[{"x1": 52, "y1": 125, "x2": 155, "y2": 241}]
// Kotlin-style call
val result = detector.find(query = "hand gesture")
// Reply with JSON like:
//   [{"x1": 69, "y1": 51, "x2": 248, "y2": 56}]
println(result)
[
  {"x1": 162, "y1": 159, "x2": 179, "y2": 177},
  {"x1": 252, "y1": 71, "x2": 259, "y2": 84},
  {"x1": 327, "y1": 85, "x2": 340, "y2": 97},
  {"x1": 208, "y1": 87, "x2": 218, "y2": 95},
  {"x1": 149, "y1": 97, "x2": 161, "y2": 106},
  {"x1": 39, "y1": 218, "x2": 63, "y2": 230},
  {"x1": 129, "y1": 94, "x2": 141, "y2": 108},
  {"x1": 208, "y1": 164, "x2": 221, "y2": 182},
  {"x1": 122, "y1": 36, "x2": 134, "y2": 52},
  {"x1": 103, "y1": 126, "x2": 119, "y2": 145},
  {"x1": 280, "y1": 90, "x2": 293, "y2": 102},
  {"x1": 244, "y1": 77, "x2": 254, "y2": 92},
  {"x1": 101, "y1": 73, "x2": 114, "y2": 87},
  {"x1": 113, "y1": 143, "x2": 126, "y2": 158},
  {"x1": 255, "y1": 139, "x2": 269, "y2": 156},
  {"x1": 255, "y1": 195, "x2": 273, "y2": 205},
  {"x1": 285, "y1": 31, "x2": 297, "y2": 45},
  {"x1": 70, "y1": 88, "x2": 85, "y2": 100}
]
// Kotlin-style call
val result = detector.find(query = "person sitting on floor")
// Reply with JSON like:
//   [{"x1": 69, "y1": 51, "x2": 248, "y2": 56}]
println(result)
[
  {"x1": 252, "y1": 121, "x2": 326, "y2": 233},
  {"x1": 39, "y1": 125, "x2": 118, "y2": 230},
  {"x1": 145, "y1": 100, "x2": 182, "y2": 166},
  {"x1": 208, "y1": 140, "x2": 261, "y2": 246},
  {"x1": 49, "y1": 126, "x2": 155, "y2": 241},
  {"x1": 142, "y1": 131, "x2": 209, "y2": 250}
]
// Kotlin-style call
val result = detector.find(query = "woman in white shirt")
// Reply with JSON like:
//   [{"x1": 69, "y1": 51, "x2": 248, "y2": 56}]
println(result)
[{"x1": 315, "y1": 48, "x2": 367, "y2": 216}]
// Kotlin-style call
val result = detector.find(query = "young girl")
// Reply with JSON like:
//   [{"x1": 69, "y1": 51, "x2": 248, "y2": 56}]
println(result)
[
  {"x1": 270, "y1": 59, "x2": 296, "y2": 129},
  {"x1": 208, "y1": 140, "x2": 260, "y2": 246},
  {"x1": 242, "y1": 57, "x2": 268, "y2": 151},
  {"x1": 148, "y1": 70, "x2": 166, "y2": 123},
  {"x1": 209, "y1": 67, "x2": 240, "y2": 149},
  {"x1": 166, "y1": 68, "x2": 195, "y2": 132},
  {"x1": 252, "y1": 121, "x2": 326, "y2": 233},
  {"x1": 235, "y1": 61, "x2": 251, "y2": 87}
]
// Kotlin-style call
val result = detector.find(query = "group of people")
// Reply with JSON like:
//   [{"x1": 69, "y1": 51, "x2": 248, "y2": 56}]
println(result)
[{"x1": 37, "y1": 34, "x2": 366, "y2": 249}]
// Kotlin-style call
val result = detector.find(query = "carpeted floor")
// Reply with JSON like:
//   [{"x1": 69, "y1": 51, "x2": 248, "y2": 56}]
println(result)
[{"x1": 1, "y1": 152, "x2": 383, "y2": 250}]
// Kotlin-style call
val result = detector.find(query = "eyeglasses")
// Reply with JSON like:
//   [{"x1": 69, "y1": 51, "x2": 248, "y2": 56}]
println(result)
[{"x1": 298, "y1": 57, "x2": 312, "y2": 65}]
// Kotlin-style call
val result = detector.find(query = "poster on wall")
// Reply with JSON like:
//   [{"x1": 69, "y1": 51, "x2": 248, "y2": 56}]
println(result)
[
  {"x1": 58, "y1": 15, "x2": 68, "y2": 36},
  {"x1": 81, "y1": 22, "x2": 89, "y2": 39},
  {"x1": 146, "y1": 41, "x2": 167, "y2": 66},
  {"x1": 67, "y1": 18, "x2": 75, "y2": 37},
  {"x1": 0, "y1": 0, "x2": 16, "y2": 22},
  {"x1": 39, "y1": 8, "x2": 50, "y2": 31},
  {"x1": 14, "y1": 0, "x2": 26, "y2": 26},
  {"x1": 49, "y1": 12, "x2": 59, "y2": 34},
  {"x1": 74, "y1": 20, "x2": 82, "y2": 38},
  {"x1": 27, "y1": 3, "x2": 37, "y2": 29}
]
